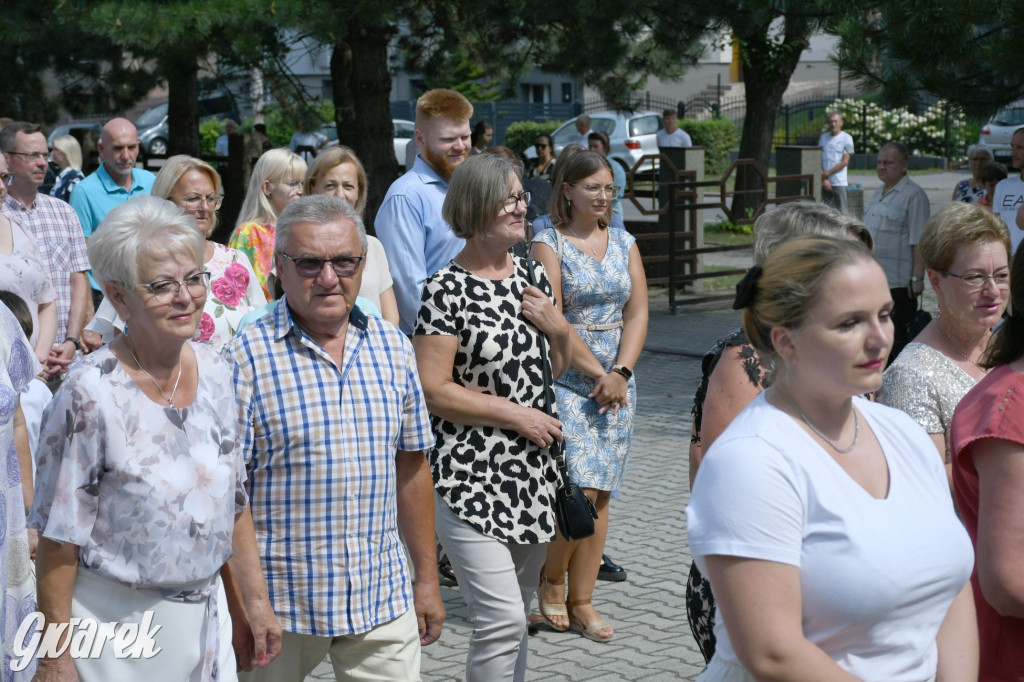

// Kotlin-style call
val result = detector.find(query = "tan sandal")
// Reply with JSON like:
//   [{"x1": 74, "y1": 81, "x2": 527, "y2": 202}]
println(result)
[
  {"x1": 536, "y1": 570, "x2": 569, "y2": 632},
  {"x1": 567, "y1": 599, "x2": 614, "y2": 643}
]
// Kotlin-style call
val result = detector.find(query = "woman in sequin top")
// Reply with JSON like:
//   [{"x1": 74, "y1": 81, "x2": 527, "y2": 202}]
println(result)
[{"x1": 878, "y1": 202, "x2": 1010, "y2": 489}]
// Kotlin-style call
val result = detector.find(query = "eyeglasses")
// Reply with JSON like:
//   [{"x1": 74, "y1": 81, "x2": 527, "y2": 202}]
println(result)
[
  {"x1": 280, "y1": 252, "x2": 365, "y2": 278},
  {"x1": 0, "y1": 173, "x2": 12, "y2": 185},
  {"x1": 502, "y1": 191, "x2": 531, "y2": 214},
  {"x1": 572, "y1": 183, "x2": 621, "y2": 199},
  {"x1": 139, "y1": 272, "x2": 211, "y2": 303},
  {"x1": 6, "y1": 151, "x2": 48, "y2": 163},
  {"x1": 941, "y1": 269, "x2": 1010, "y2": 291},
  {"x1": 176, "y1": 194, "x2": 223, "y2": 210},
  {"x1": 274, "y1": 180, "x2": 303, "y2": 190}
]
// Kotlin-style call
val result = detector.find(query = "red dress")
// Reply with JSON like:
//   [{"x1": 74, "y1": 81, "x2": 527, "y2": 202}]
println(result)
[{"x1": 950, "y1": 363, "x2": 1024, "y2": 681}]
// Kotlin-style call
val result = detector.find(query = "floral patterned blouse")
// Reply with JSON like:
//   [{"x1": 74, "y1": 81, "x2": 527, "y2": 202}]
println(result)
[
  {"x1": 196, "y1": 243, "x2": 267, "y2": 349},
  {"x1": 29, "y1": 342, "x2": 248, "y2": 587},
  {"x1": 228, "y1": 221, "x2": 275, "y2": 299}
]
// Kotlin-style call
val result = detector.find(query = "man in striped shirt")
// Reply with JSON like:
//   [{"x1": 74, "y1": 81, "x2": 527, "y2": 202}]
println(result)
[{"x1": 223, "y1": 196, "x2": 442, "y2": 680}]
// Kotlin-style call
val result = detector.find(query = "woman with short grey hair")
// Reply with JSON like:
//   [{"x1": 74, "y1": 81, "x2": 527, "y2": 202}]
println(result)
[
  {"x1": 953, "y1": 145, "x2": 995, "y2": 203},
  {"x1": 31, "y1": 195, "x2": 281, "y2": 680},
  {"x1": 413, "y1": 153, "x2": 572, "y2": 681}
]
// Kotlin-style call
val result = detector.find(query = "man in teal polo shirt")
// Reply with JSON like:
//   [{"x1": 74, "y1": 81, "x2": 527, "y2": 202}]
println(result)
[{"x1": 70, "y1": 117, "x2": 155, "y2": 309}]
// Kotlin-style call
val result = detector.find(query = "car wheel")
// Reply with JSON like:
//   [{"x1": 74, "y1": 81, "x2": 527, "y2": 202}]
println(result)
[{"x1": 149, "y1": 138, "x2": 168, "y2": 157}]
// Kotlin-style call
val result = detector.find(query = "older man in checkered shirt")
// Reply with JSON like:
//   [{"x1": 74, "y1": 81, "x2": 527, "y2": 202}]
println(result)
[{"x1": 223, "y1": 196, "x2": 443, "y2": 681}]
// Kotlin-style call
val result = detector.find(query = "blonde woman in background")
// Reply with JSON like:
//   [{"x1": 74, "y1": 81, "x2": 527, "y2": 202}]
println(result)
[
  {"x1": 229, "y1": 148, "x2": 306, "y2": 298},
  {"x1": 304, "y1": 146, "x2": 399, "y2": 324},
  {"x1": 49, "y1": 134, "x2": 85, "y2": 203}
]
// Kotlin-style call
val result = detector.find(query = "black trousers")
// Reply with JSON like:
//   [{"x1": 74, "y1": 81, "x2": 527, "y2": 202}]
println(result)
[{"x1": 889, "y1": 286, "x2": 916, "y2": 366}]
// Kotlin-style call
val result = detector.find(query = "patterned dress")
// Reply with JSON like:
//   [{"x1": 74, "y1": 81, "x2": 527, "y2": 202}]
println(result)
[
  {"x1": 228, "y1": 221, "x2": 275, "y2": 299},
  {"x1": 533, "y1": 227, "x2": 636, "y2": 492},
  {"x1": 0, "y1": 306, "x2": 41, "y2": 680},
  {"x1": 194, "y1": 243, "x2": 267, "y2": 349}
]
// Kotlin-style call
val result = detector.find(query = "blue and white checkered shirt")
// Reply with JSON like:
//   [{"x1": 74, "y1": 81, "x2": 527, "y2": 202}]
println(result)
[{"x1": 222, "y1": 299, "x2": 434, "y2": 636}]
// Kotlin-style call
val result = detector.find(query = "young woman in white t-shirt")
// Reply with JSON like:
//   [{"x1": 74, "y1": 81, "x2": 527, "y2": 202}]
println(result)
[{"x1": 687, "y1": 236, "x2": 978, "y2": 681}]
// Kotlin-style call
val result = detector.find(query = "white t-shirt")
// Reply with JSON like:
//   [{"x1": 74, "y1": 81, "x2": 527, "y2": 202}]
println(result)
[
  {"x1": 992, "y1": 175, "x2": 1024, "y2": 253},
  {"x1": 686, "y1": 394, "x2": 973, "y2": 681},
  {"x1": 819, "y1": 131, "x2": 854, "y2": 187},
  {"x1": 657, "y1": 127, "x2": 693, "y2": 148},
  {"x1": 358, "y1": 236, "x2": 394, "y2": 316}
]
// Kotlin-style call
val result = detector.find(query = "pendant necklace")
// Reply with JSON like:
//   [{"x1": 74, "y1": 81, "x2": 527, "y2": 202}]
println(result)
[
  {"x1": 126, "y1": 342, "x2": 183, "y2": 408},
  {"x1": 565, "y1": 225, "x2": 599, "y2": 257}
]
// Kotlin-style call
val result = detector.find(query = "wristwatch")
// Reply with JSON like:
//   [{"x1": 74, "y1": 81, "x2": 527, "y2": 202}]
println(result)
[
  {"x1": 611, "y1": 365, "x2": 633, "y2": 380},
  {"x1": 908, "y1": 276, "x2": 923, "y2": 283},
  {"x1": 64, "y1": 336, "x2": 82, "y2": 351}
]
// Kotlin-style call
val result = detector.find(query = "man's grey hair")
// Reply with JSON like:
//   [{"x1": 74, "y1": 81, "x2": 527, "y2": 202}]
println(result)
[
  {"x1": 88, "y1": 195, "x2": 204, "y2": 289},
  {"x1": 275, "y1": 195, "x2": 368, "y2": 254},
  {"x1": 753, "y1": 201, "x2": 868, "y2": 265}
]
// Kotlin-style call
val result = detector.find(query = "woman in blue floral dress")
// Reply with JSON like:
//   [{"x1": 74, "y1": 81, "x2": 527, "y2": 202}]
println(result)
[{"x1": 530, "y1": 150, "x2": 648, "y2": 642}]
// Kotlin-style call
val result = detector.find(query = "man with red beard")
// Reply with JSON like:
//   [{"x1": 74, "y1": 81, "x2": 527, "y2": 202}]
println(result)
[{"x1": 376, "y1": 89, "x2": 472, "y2": 335}]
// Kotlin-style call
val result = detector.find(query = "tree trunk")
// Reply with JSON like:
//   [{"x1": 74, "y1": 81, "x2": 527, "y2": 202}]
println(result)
[
  {"x1": 332, "y1": 17, "x2": 399, "y2": 233},
  {"x1": 165, "y1": 52, "x2": 200, "y2": 157},
  {"x1": 730, "y1": 18, "x2": 811, "y2": 218}
]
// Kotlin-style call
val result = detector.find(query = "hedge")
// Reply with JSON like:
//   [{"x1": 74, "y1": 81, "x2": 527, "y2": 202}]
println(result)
[
  {"x1": 681, "y1": 118, "x2": 739, "y2": 176},
  {"x1": 504, "y1": 120, "x2": 564, "y2": 155}
]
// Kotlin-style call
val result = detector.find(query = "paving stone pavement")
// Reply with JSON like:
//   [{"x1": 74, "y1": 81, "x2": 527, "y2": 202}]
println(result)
[{"x1": 304, "y1": 293, "x2": 743, "y2": 681}]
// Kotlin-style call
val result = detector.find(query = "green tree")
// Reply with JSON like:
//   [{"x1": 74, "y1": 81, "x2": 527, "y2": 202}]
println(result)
[
  {"x1": 835, "y1": 1, "x2": 1024, "y2": 117},
  {"x1": 84, "y1": 1, "x2": 281, "y2": 156}
]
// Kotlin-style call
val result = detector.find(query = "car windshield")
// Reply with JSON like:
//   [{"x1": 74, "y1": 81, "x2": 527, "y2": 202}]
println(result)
[
  {"x1": 992, "y1": 106, "x2": 1024, "y2": 127},
  {"x1": 136, "y1": 102, "x2": 168, "y2": 128},
  {"x1": 394, "y1": 121, "x2": 414, "y2": 139},
  {"x1": 629, "y1": 115, "x2": 661, "y2": 137}
]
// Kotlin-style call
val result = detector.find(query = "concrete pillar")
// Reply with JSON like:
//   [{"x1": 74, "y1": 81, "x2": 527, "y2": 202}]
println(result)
[
  {"x1": 658, "y1": 147, "x2": 705, "y2": 296},
  {"x1": 775, "y1": 146, "x2": 821, "y2": 202}
]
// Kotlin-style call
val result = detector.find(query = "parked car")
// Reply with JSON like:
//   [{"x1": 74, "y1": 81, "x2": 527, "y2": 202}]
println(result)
[
  {"x1": 521, "y1": 110, "x2": 664, "y2": 176},
  {"x1": 321, "y1": 119, "x2": 416, "y2": 165},
  {"x1": 136, "y1": 91, "x2": 241, "y2": 157},
  {"x1": 978, "y1": 101, "x2": 1024, "y2": 166},
  {"x1": 46, "y1": 122, "x2": 102, "y2": 148}
]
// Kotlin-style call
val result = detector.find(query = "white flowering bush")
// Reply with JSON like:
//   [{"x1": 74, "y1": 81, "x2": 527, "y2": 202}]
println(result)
[{"x1": 828, "y1": 98, "x2": 968, "y2": 157}]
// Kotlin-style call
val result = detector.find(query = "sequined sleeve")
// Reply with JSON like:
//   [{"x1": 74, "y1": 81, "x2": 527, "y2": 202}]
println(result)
[{"x1": 877, "y1": 343, "x2": 977, "y2": 436}]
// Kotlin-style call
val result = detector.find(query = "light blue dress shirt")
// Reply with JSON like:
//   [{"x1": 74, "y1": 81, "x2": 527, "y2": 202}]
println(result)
[{"x1": 374, "y1": 156, "x2": 464, "y2": 335}]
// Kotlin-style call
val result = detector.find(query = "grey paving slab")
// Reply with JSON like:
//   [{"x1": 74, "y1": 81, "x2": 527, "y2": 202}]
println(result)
[{"x1": 300, "y1": 299, "x2": 739, "y2": 680}]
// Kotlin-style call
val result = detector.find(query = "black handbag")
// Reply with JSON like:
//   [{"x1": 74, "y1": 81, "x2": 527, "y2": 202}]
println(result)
[
  {"x1": 907, "y1": 296, "x2": 932, "y2": 341},
  {"x1": 525, "y1": 258, "x2": 598, "y2": 540}
]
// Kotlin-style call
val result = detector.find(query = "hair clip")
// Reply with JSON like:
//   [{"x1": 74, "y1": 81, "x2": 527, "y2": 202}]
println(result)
[{"x1": 732, "y1": 265, "x2": 763, "y2": 310}]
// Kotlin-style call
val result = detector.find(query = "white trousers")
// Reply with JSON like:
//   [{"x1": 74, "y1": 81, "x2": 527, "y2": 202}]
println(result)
[{"x1": 434, "y1": 493, "x2": 547, "y2": 682}]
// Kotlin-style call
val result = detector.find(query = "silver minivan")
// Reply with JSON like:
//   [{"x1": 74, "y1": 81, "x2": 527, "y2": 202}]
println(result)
[{"x1": 978, "y1": 101, "x2": 1024, "y2": 165}]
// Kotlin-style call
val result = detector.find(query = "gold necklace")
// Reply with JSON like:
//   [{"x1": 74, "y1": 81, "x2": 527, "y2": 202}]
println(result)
[{"x1": 935, "y1": 318, "x2": 981, "y2": 366}]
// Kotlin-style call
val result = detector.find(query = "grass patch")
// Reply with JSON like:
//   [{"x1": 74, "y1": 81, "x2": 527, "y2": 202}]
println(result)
[
  {"x1": 701, "y1": 264, "x2": 745, "y2": 291},
  {"x1": 704, "y1": 228, "x2": 755, "y2": 246}
]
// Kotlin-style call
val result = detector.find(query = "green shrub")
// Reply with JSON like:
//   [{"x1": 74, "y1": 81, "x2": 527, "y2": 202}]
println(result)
[
  {"x1": 504, "y1": 120, "x2": 563, "y2": 155},
  {"x1": 704, "y1": 217, "x2": 752, "y2": 235},
  {"x1": 829, "y1": 98, "x2": 968, "y2": 157},
  {"x1": 682, "y1": 118, "x2": 739, "y2": 175},
  {"x1": 199, "y1": 119, "x2": 222, "y2": 157}
]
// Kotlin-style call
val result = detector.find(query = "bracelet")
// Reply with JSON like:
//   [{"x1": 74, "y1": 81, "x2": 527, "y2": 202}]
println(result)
[
  {"x1": 64, "y1": 336, "x2": 82, "y2": 351},
  {"x1": 610, "y1": 365, "x2": 633, "y2": 380}
]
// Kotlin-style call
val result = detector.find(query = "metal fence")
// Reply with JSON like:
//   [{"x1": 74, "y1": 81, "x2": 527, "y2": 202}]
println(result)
[{"x1": 389, "y1": 100, "x2": 578, "y2": 146}]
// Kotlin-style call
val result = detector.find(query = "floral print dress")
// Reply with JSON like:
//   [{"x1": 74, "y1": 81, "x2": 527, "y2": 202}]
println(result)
[
  {"x1": 0, "y1": 306, "x2": 42, "y2": 680},
  {"x1": 228, "y1": 221, "x2": 275, "y2": 299},
  {"x1": 196, "y1": 243, "x2": 267, "y2": 349},
  {"x1": 533, "y1": 227, "x2": 636, "y2": 493}
]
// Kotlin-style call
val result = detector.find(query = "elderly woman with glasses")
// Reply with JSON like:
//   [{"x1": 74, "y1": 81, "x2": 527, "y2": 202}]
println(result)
[
  {"x1": 878, "y1": 202, "x2": 1010, "y2": 490},
  {"x1": 952, "y1": 145, "x2": 994, "y2": 204},
  {"x1": 88, "y1": 156, "x2": 268, "y2": 350},
  {"x1": 414, "y1": 153, "x2": 572, "y2": 681},
  {"x1": 30, "y1": 196, "x2": 281, "y2": 681},
  {"x1": 530, "y1": 150, "x2": 648, "y2": 643}
]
